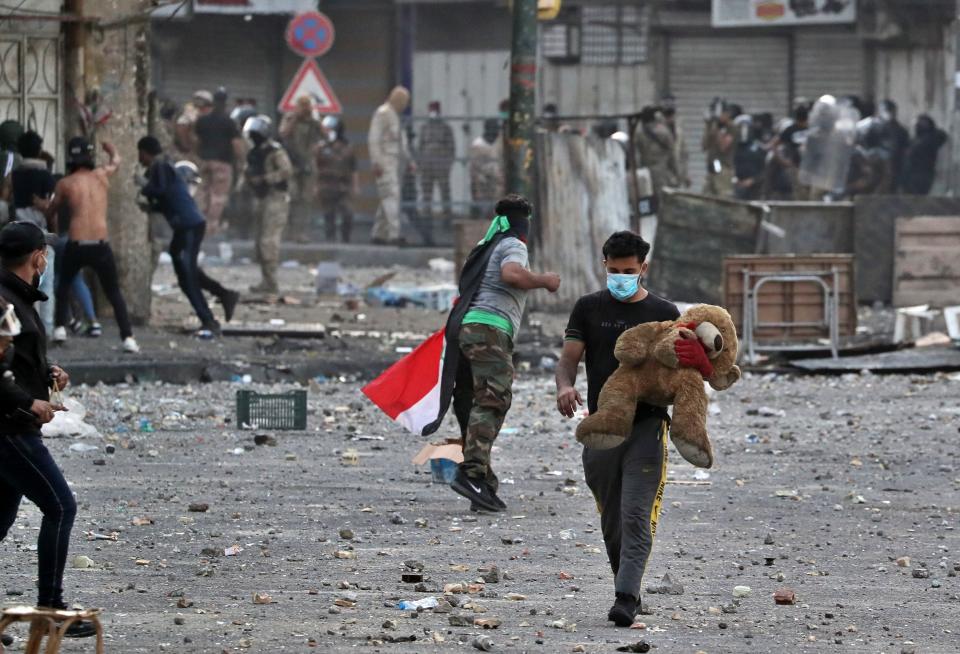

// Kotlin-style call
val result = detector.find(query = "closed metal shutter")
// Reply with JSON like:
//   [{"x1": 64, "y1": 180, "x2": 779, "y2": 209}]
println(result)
[
  {"x1": 793, "y1": 29, "x2": 865, "y2": 102},
  {"x1": 152, "y1": 15, "x2": 283, "y2": 115},
  {"x1": 667, "y1": 35, "x2": 790, "y2": 191}
]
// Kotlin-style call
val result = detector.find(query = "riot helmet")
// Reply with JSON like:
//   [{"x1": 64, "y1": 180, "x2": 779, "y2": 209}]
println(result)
[
  {"x1": 175, "y1": 160, "x2": 201, "y2": 197},
  {"x1": 243, "y1": 115, "x2": 273, "y2": 143}
]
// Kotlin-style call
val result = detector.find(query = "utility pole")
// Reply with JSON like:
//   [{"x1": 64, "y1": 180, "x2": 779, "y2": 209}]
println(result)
[{"x1": 505, "y1": 0, "x2": 537, "y2": 198}]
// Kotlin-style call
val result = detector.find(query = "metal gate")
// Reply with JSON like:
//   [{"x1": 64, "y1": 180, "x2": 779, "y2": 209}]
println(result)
[{"x1": 0, "y1": 35, "x2": 62, "y2": 164}]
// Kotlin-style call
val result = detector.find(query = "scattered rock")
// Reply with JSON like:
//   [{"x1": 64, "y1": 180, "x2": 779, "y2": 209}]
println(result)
[
  {"x1": 773, "y1": 589, "x2": 796, "y2": 605},
  {"x1": 647, "y1": 572, "x2": 684, "y2": 595},
  {"x1": 188, "y1": 503, "x2": 209, "y2": 513},
  {"x1": 474, "y1": 618, "x2": 501, "y2": 629}
]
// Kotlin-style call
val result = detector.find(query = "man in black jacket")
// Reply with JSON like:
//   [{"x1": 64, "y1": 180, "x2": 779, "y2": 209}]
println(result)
[{"x1": 0, "y1": 221, "x2": 96, "y2": 639}]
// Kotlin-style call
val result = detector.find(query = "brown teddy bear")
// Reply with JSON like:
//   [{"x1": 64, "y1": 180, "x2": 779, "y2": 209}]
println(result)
[{"x1": 575, "y1": 304, "x2": 741, "y2": 468}]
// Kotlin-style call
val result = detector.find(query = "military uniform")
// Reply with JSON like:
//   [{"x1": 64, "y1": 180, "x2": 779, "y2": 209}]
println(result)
[
  {"x1": 279, "y1": 113, "x2": 323, "y2": 242},
  {"x1": 246, "y1": 140, "x2": 293, "y2": 293},
  {"x1": 702, "y1": 122, "x2": 736, "y2": 197},
  {"x1": 367, "y1": 102, "x2": 409, "y2": 243},
  {"x1": 418, "y1": 117, "x2": 455, "y2": 220},
  {"x1": 671, "y1": 123, "x2": 691, "y2": 187},
  {"x1": 314, "y1": 139, "x2": 357, "y2": 242},
  {"x1": 633, "y1": 121, "x2": 679, "y2": 200}
]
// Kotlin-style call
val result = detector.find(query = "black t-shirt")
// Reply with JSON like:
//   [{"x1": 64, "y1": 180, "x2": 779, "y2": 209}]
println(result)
[
  {"x1": 565, "y1": 289, "x2": 681, "y2": 421},
  {"x1": 195, "y1": 112, "x2": 239, "y2": 163}
]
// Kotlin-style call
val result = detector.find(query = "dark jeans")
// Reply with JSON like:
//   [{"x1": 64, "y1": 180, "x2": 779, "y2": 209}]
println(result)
[
  {"x1": 169, "y1": 224, "x2": 228, "y2": 326},
  {"x1": 0, "y1": 433, "x2": 77, "y2": 607},
  {"x1": 582, "y1": 415, "x2": 668, "y2": 599},
  {"x1": 55, "y1": 241, "x2": 133, "y2": 339}
]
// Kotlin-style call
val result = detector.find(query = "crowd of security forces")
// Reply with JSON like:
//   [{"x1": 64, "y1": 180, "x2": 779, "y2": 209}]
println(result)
[
  {"x1": 631, "y1": 94, "x2": 948, "y2": 204},
  {"x1": 158, "y1": 89, "x2": 357, "y2": 252}
]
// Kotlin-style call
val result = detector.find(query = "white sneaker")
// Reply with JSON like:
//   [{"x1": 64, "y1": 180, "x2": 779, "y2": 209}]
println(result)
[
  {"x1": 52, "y1": 326, "x2": 67, "y2": 343},
  {"x1": 122, "y1": 336, "x2": 140, "y2": 354}
]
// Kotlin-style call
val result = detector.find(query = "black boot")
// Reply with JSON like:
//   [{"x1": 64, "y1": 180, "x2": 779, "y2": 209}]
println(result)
[{"x1": 608, "y1": 592, "x2": 638, "y2": 627}]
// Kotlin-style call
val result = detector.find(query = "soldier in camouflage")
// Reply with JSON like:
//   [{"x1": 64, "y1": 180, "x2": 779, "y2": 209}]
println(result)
[
  {"x1": 243, "y1": 115, "x2": 293, "y2": 294},
  {"x1": 314, "y1": 115, "x2": 358, "y2": 243},
  {"x1": 279, "y1": 96, "x2": 323, "y2": 243}
]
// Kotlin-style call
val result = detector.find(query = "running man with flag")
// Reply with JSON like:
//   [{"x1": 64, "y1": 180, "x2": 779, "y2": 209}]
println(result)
[{"x1": 363, "y1": 194, "x2": 560, "y2": 512}]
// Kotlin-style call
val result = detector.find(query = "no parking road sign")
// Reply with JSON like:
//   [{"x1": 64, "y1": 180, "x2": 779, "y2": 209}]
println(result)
[{"x1": 285, "y1": 11, "x2": 335, "y2": 58}]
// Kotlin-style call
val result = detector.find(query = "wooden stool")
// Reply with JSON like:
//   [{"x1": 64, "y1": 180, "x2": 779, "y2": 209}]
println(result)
[{"x1": 0, "y1": 606, "x2": 103, "y2": 654}]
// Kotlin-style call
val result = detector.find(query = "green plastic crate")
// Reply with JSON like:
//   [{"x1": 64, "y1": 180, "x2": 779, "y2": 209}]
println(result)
[{"x1": 236, "y1": 390, "x2": 307, "y2": 430}]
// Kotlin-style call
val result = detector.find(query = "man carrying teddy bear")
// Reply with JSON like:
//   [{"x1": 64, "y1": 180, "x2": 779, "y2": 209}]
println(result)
[{"x1": 554, "y1": 231, "x2": 714, "y2": 627}]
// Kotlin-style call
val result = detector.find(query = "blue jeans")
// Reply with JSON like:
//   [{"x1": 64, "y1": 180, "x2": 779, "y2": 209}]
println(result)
[
  {"x1": 37, "y1": 246, "x2": 55, "y2": 333},
  {"x1": 53, "y1": 236, "x2": 97, "y2": 324},
  {"x1": 170, "y1": 224, "x2": 229, "y2": 326},
  {"x1": 0, "y1": 433, "x2": 77, "y2": 607}
]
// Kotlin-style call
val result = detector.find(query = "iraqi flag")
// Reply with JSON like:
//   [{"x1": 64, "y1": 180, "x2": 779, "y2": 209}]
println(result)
[{"x1": 362, "y1": 329, "x2": 446, "y2": 434}]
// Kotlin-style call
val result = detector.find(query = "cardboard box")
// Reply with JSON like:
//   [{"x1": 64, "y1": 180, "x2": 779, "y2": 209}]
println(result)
[{"x1": 411, "y1": 440, "x2": 464, "y2": 466}]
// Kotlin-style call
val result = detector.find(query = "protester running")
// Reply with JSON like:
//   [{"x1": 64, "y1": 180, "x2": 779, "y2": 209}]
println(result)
[
  {"x1": 0, "y1": 222, "x2": 96, "y2": 640},
  {"x1": 136, "y1": 135, "x2": 240, "y2": 338},
  {"x1": 426, "y1": 194, "x2": 560, "y2": 512}
]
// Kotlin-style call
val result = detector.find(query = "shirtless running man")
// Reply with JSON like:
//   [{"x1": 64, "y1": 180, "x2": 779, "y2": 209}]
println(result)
[{"x1": 37, "y1": 138, "x2": 139, "y2": 353}]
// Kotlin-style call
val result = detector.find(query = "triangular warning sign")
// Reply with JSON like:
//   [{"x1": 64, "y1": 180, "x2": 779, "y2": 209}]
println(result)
[{"x1": 278, "y1": 59, "x2": 342, "y2": 114}]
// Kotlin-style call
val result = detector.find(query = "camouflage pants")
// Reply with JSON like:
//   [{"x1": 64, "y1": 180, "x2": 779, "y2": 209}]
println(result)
[
  {"x1": 254, "y1": 192, "x2": 290, "y2": 290},
  {"x1": 702, "y1": 168, "x2": 734, "y2": 198},
  {"x1": 198, "y1": 160, "x2": 233, "y2": 234},
  {"x1": 453, "y1": 323, "x2": 515, "y2": 491},
  {"x1": 287, "y1": 172, "x2": 314, "y2": 242}
]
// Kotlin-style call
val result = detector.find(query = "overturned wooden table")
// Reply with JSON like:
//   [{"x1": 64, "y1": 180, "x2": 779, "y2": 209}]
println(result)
[{"x1": 0, "y1": 606, "x2": 103, "y2": 654}]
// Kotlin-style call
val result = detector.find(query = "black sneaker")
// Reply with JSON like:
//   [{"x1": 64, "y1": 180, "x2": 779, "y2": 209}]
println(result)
[
  {"x1": 608, "y1": 592, "x2": 638, "y2": 627},
  {"x1": 63, "y1": 620, "x2": 98, "y2": 638},
  {"x1": 450, "y1": 468, "x2": 501, "y2": 512},
  {"x1": 1, "y1": 633, "x2": 13, "y2": 646},
  {"x1": 221, "y1": 290, "x2": 240, "y2": 323},
  {"x1": 38, "y1": 603, "x2": 98, "y2": 639},
  {"x1": 488, "y1": 487, "x2": 507, "y2": 511},
  {"x1": 469, "y1": 502, "x2": 498, "y2": 514},
  {"x1": 198, "y1": 321, "x2": 222, "y2": 339}
]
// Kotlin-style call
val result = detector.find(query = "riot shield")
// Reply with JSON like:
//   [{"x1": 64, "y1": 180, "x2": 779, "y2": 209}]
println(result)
[{"x1": 798, "y1": 95, "x2": 858, "y2": 196}]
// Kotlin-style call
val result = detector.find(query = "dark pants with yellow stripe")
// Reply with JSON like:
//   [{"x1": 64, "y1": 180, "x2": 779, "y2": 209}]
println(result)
[{"x1": 582, "y1": 415, "x2": 668, "y2": 599}]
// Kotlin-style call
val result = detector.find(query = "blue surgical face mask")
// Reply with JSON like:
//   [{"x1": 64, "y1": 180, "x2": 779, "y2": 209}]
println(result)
[{"x1": 607, "y1": 273, "x2": 640, "y2": 301}]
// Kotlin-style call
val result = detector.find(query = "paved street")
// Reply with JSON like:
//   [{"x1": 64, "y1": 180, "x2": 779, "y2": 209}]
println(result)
[{"x1": 2, "y1": 355, "x2": 958, "y2": 652}]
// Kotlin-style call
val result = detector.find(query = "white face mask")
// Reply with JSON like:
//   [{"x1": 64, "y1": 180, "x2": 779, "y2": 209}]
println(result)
[
  {"x1": 326, "y1": 131, "x2": 337, "y2": 143},
  {"x1": 428, "y1": 111, "x2": 439, "y2": 119}
]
